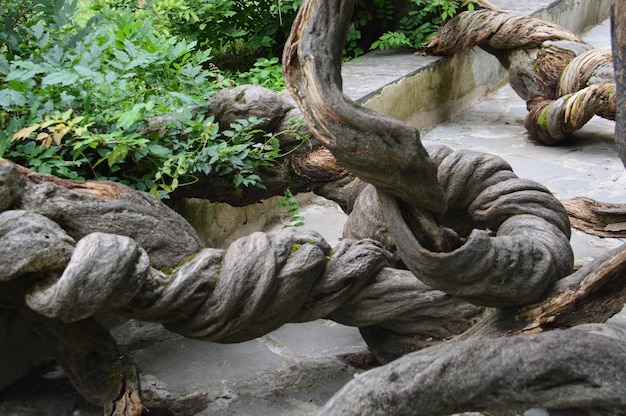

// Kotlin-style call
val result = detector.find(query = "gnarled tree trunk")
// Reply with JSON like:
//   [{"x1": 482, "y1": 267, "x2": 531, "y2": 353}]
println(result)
[
  {"x1": 612, "y1": 0, "x2": 626, "y2": 167},
  {"x1": 283, "y1": 0, "x2": 626, "y2": 414}
]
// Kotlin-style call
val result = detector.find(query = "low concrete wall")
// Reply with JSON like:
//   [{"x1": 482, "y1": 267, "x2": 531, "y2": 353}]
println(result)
[
  {"x1": 174, "y1": 195, "x2": 291, "y2": 248},
  {"x1": 357, "y1": 48, "x2": 505, "y2": 129},
  {"x1": 531, "y1": 0, "x2": 611, "y2": 34}
]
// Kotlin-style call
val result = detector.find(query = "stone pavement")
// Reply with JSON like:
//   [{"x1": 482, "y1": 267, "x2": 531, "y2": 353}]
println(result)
[{"x1": 1, "y1": 5, "x2": 624, "y2": 416}]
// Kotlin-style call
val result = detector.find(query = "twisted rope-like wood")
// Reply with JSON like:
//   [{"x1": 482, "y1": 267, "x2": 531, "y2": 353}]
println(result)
[
  {"x1": 424, "y1": 7, "x2": 616, "y2": 145},
  {"x1": 281, "y1": 1, "x2": 626, "y2": 414},
  {"x1": 2, "y1": 139, "x2": 571, "y2": 340},
  {"x1": 525, "y1": 82, "x2": 616, "y2": 145}
]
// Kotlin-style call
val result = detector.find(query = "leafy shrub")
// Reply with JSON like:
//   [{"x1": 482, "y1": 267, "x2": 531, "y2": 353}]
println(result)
[
  {"x1": 102, "y1": 0, "x2": 302, "y2": 71},
  {"x1": 0, "y1": 0, "x2": 475, "y2": 200},
  {"x1": 0, "y1": 1, "x2": 300, "y2": 198},
  {"x1": 236, "y1": 57, "x2": 285, "y2": 91},
  {"x1": 0, "y1": 0, "x2": 77, "y2": 60},
  {"x1": 370, "y1": 0, "x2": 479, "y2": 51}
]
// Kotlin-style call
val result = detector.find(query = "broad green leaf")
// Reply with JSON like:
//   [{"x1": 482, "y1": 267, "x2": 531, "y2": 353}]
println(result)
[
  {"x1": 74, "y1": 65, "x2": 96, "y2": 77},
  {"x1": 115, "y1": 103, "x2": 144, "y2": 129},
  {"x1": 7, "y1": 68, "x2": 40, "y2": 82},
  {"x1": 107, "y1": 144, "x2": 129, "y2": 167},
  {"x1": 0, "y1": 56, "x2": 9, "y2": 76},
  {"x1": 42, "y1": 71, "x2": 79, "y2": 86},
  {"x1": 0, "y1": 89, "x2": 27, "y2": 107},
  {"x1": 147, "y1": 143, "x2": 172, "y2": 157},
  {"x1": 32, "y1": 21, "x2": 45, "y2": 40},
  {"x1": 113, "y1": 49, "x2": 130, "y2": 64}
]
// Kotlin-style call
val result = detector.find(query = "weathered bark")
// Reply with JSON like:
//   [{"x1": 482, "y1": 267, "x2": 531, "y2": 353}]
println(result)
[
  {"x1": 0, "y1": 163, "x2": 480, "y2": 346},
  {"x1": 283, "y1": 0, "x2": 458, "y2": 253},
  {"x1": 424, "y1": 8, "x2": 580, "y2": 56},
  {"x1": 137, "y1": 84, "x2": 355, "y2": 209},
  {"x1": 525, "y1": 82, "x2": 616, "y2": 145},
  {"x1": 420, "y1": 4, "x2": 625, "y2": 238},
  {"x1": 321, "y1": 324, "x2": 626, "y2": 416},
  {"x1": 509, "y1": 40, "x2": 592, "y2": 102},
  {"x1": 7, "y1": 160, "x2": 201, "y2": 270},
  {"x1": 454, "y1": 243, "x2": 626, "y2": 341},
  {"x1": 345, "y1": 145, "x2": 573, "y2": 308},
  {"x1": 321, "y1": 243, "x2": 626, "y2": 415},
  {"x1": 613, "y1": 0, "x2": 626, "y2": 166},
  {"x1": 515, "y1": 244, "x2": 626, "y2": 333},
  {"x1": 282, "y1": 1, "x2": 626, "y2": 414},
  {"x1": 1, "y1": 158, "x2": 485, "y2": 411},
  {"x1": 18, "y1": 306, "x2": 143, "y2": 415},
  {"x1": 3, "y1": 2, "x2": 626, "y2": 415},
  {"x1": 563, "y1": 197, "x2": 626, "y2": 238}
]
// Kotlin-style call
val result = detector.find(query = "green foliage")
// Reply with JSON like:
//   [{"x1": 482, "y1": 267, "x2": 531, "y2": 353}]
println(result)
[
  {"x1": 0, "y1": 0, "x2": 77, "y2": 60},
  {"x1": 278, "y1": 188, "x2": 305, "y2": 228},
  {"x1": 108, "y1": 0, "x2": 303, "y2": 70},
  {"x1": 0, "y1": 0, "x2": 476, "y2": 201},
  {"x1": 372, "y1": 0, "x2": 478, "y2": 51},
  {"x1": 344, "y1": 27, "x2": 365, "y2": 60},
  {"x1": 0, "y1": 1, "x2": 295, "y2": 198},
  {"x1": 371, "y1": 32, "x2": 412, "y2": 50},
  {"x1": 343, "y1": 0, "x2": 395, "y2": 58},
  {"x1": 237, "y1": 57, "x2": 285, "y2": 91},
  {"x1": 212, "y1": 116, "x2": 280, "y2": 190}
]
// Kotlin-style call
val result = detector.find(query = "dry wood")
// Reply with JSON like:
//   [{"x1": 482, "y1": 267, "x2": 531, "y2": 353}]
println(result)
[
  {"x1": 563, "y1": 197, "x2": 626, "y2": 237},
  {"x1": 282, "y1": 1, "x2": 626, "y2": 414},
  {"x1": 425, "y1": 6, "x2": 619, "y2": 145},
  {"x1": 525, "y1": 83, "x2": 616, "y2": 145},
  {"x1": 423, "y1": 8, "x2": 580, "y2": 56},
  {"x1": 321, "y1": 323, "x2": 626, "y2": 416},
  {"x1": 515, "y1": 244, "x2": 626, "y2": 333},
  {"x1": 2, "y1": 2, "x2": 625, "y2": 415}
]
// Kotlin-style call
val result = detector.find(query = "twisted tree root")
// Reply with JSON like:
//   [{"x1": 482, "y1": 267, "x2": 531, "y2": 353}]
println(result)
[
  {"x1": 423, "y1": 8, "x2": 580, "y2": 56},
  {"x1": 321, "y1": 244, "x2": 626, "y2": 415},
  {"x1": 420, "y1": 3, "x2": 625, "y2": 238},
  {"x1": 0, "y1": 156, "x2": 481, "y2": 411},
  {"x1": 321, "y1": 323, "x2": 626, "y2": 416},
  {"x1": 2, "y1": 2, "x2": 625, "y2": 415},
  {"x1": 283, "y1": 0, "x2": 454, "y2": 253},
  {"x1": 0, "y1": 130, "x2": 576, "y2": 410},
  {"x1": 425, "y1": 6, "x2": 616, "y2": 145},
  {"x1": 346, "y1": 145, "x2": 573, "y2": 308}
]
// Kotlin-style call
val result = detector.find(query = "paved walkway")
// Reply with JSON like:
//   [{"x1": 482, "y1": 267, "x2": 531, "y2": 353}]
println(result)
[{"x1": 1, "y1": 10, "x2": 624, "y2": 416}]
